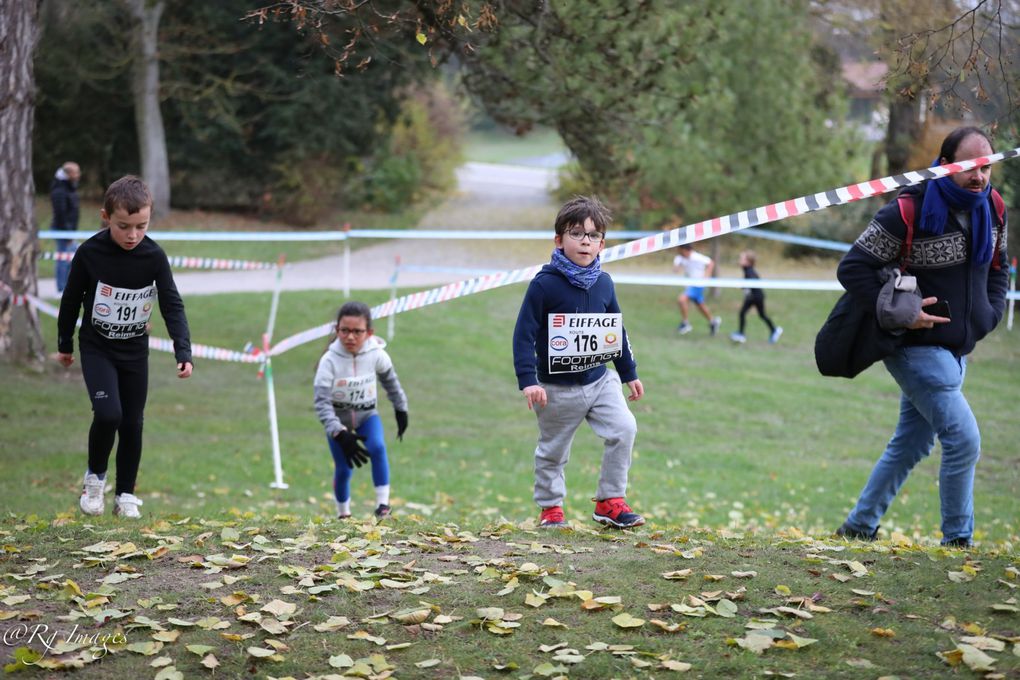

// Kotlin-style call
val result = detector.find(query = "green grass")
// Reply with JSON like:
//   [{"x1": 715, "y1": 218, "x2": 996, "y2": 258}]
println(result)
[
  {"x1": 0, "y1": 515, "x2": 1017, "y2": 677},
  {"x1": 2, "y1": 281, "x2": 1018, "y2": 677},
  {"x1": 463, "y1": 127, "x2": 568, "y2": 165},
  {"x1": 4, "y1": 283, "x2": 1019, "y2": 538}
]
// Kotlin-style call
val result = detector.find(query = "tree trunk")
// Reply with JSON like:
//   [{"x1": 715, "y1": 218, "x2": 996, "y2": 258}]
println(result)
[
  {"x1": 126, "y1": 0, "x2": 170, "y2": 219},
  {"x1": 0, "y1": 0, "x2": 45, "y2": 365},
  {"x1": 885, "y1": 94, "x2": 923, "y2": 176}
]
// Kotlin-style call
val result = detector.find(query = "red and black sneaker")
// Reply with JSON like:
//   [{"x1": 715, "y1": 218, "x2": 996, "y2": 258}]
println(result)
[
  {"x1": 593, "y1": 498, "x2": 644, "y2": 529},
  {"x1": 539, "y1": 506, "x2": 567, "y2": 528},
  {"x1": 374, "y1": 504, "x2": 391, "y2": 519}
]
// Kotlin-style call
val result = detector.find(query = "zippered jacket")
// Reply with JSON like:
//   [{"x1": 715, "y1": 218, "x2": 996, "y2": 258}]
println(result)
[
  {"x1": 513, "y1": 264, "x2": 638, "y2": 390},
  {"x1": 313, "y1": 336, "x2": 408, "y2": 435}
]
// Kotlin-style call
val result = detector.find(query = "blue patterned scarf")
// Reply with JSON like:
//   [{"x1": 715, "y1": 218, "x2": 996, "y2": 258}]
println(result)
[
  {"x1": 920, "y1": 163, "x2": 994, "y2": 266},
  {"x1": 551, "y1": 247, "x2": 602, "y2": 290}
]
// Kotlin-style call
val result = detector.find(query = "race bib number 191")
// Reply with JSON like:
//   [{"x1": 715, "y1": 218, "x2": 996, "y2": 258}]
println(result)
[
  {"x1": 91, "y1": 281, "x2": 155, "y2": 339},
  {"x1": 548, "y1": 313, "x2": 622, "y2": 374}
]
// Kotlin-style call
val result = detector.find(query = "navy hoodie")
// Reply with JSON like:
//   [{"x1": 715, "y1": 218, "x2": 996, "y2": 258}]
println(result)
[
  {"x1": 837, "y1": 183, "x2": 1008, "y2": 357},
  {"x1": 513, "y1": 263, "x2": 638, "y2": 389}
]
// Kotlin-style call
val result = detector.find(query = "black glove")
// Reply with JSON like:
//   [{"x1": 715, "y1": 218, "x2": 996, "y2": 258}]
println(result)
[
  {"x1": 333, "y1": 429, "x2": 369, "y2": 468},
  {"x1": 395, "y1": 410, "x2": 408, "y2": 441}
]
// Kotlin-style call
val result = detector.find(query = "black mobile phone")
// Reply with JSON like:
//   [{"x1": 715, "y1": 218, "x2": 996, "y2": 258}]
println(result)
[{"x1": 923, "y1": 300, "x2": 951, "y2": 319}]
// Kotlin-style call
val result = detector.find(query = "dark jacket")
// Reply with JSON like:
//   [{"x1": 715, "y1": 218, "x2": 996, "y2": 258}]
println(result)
[
  {"x1": 513, "y1": 264, "x2": 638, "y2": 389},
  {"x1": 837, "y1": 183, "x2": 1009, "y2": 357},
  {"x1": 50, "y1": 170, "x2": 80, "y2": 231},
  {"x1": 742, "y1": 265, "x2": 765, "y2": 302}
]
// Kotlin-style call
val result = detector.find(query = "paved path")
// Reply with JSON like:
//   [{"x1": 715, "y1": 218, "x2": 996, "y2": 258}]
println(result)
[{"x1": 36, "y1": 162, "x2": 564, "y2": 298}]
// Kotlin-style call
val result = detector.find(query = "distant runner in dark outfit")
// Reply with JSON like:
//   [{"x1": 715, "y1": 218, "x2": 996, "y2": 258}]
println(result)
[{"x1": 730, "y1": 250, "x2": 782, "y2": 344}]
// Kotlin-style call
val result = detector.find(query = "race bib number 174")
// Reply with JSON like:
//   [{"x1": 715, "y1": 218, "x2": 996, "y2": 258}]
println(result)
[{"x1": 547, "y1": 313, "x2": 622, "y2": 374}]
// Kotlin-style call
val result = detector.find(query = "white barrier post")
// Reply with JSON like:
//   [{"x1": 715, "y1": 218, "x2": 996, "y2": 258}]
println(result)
[
  {"x1": 1009, "y1": 256, "x2": 1017, "y2": 331},
  {"x1": 388, "y1": 255, "x2": 400, "y2": 341},
  {"x1": 264, "y1": 256, "x2": 288, "y2": 489},
  {"x1": 342, "y1": 222, "x2": 351, "y2": 298}
]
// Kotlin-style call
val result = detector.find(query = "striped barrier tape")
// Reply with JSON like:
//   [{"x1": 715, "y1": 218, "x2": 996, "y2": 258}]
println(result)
[
  {"x1": 37, "y1": 228, "x2": 661, "y2": 242},
  {"x1": 16, "y1": 148, "x2": 1020, "y2": 360},
  {"x1": 39, "y1": 250, "x2": 279, "y2": 270},
  {"x1": 3, "y1": 285, "x2": 263, "y2": 364},
  {"x1": 148, "y1": 336, "x2": 262, "y2": 363},
  {"x1": 37, "y1": 229, "x2": 351, "y2": 242},
  {"x1": 267, "y1": 147, "x2": 1020, "y2": 355}
]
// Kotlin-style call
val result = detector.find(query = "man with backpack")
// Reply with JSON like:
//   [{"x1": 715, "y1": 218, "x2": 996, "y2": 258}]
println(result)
[{"x1": 834, "y1": 126, "x2": 1009, "y2": 548}]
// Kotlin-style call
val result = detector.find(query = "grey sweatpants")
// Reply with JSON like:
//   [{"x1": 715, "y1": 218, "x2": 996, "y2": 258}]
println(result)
[{"x1": 533, "y1": 370, "x2": 638, "y2": 508}]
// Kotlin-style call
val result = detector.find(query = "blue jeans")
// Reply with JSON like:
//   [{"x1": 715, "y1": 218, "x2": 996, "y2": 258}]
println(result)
[
  {"x1": 845, "y1": 346, "x2": 980, "y2": 544},
  {"x1": 55, "y1": 238, "x2": 75, "y2": 293},
  {"x1": 326, "y1": 414, "x2": 389, "y2": 503}
]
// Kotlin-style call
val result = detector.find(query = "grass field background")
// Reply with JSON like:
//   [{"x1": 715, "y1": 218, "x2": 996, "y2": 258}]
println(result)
[
  {"x1": 3, "y1": 259, "x2": 1019, "y2": 678},
  {"x1": 4, "y1": 279, "x2": 1018, "y2": 545},
  {"x1": 10, "y1": 131, "x2": 1020, "y2": 676}
]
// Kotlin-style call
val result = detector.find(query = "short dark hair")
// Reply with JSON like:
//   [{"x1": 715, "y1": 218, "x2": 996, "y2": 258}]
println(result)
[
  {"x1": 554, "y1": 195, "x2": 611, "y2": 236},
  {"x1": 939, "y1": 126, "x2": 994, "y2": 163},
  {"x1": 336, "y1": 300, "x2": 373, "y2": 330},
  {"x1": 103, "y1": 175, "x2": 152, "y2": 216}
]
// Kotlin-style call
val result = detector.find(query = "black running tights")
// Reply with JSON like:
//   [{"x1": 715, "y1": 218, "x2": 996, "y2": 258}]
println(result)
[
  {"x1": 80, "y1": 352, "x2": 148, "y2": 495},
  {"x1": 738, "y1": 297, "x2": 776, "y2": 335}
]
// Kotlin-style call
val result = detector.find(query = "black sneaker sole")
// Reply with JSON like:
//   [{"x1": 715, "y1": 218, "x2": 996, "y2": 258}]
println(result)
[
  {"x1": 592, "y1": 513, "x2": 645, "y2": 529},
  {"x1": 834, "y1": 523, "x2": 877, "y2": 541}
]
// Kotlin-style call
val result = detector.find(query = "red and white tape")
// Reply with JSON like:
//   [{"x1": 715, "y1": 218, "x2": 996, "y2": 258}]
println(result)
[
  {"x1": 2, "y1": 282, "x2": 261, "y2": 364},
  {"x1": 268, "y1": 147, "x2": 1020, "y2": 356},
  {"x1": 10, "y1": 148, "x2": 1019, "y2": 362},
  {"x1": 40, "y1": 250, "x2": 278, "y2": 271}
]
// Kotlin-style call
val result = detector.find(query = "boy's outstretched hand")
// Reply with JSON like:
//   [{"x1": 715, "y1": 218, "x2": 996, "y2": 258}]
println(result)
[
  {"x1": 177, "y1": 362, "x2": 193, "y2": 378},
  {"x1": 395, "y1": 410, "x2": 409, "y2": 440},
  {"x1": 334, "y1": 429, "x2": 369, "y2": 468},
  {"x1": 523, "y1": 385, "x2": 547, "y2": 410},
  {"x1": 626, "y1": 379, "x2": 644, "y2": 402}
]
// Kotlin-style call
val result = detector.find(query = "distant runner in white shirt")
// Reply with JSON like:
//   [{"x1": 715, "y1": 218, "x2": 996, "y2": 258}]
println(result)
[{"x1": 672, "y1": 243, "x2": 721, "y2": 336}]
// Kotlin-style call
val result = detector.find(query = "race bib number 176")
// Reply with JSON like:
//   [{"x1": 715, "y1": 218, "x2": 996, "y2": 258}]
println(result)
[{"x1": 547, "y1": 313, "x2": 622, "y2": 374}]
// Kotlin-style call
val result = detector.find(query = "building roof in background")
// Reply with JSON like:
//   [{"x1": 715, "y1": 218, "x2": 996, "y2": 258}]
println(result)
[{"x1": 842, "y1": 61, "x2": 888, "y2": 97}]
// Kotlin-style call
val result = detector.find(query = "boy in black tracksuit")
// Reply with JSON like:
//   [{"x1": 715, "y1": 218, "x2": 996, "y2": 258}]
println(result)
[{"x1": 57, "y1": 176, "x2": 192, "y2": 519}]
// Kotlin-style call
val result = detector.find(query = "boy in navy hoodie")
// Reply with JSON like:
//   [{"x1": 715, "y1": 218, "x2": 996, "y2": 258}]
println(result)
[{"x1": 513, "y1": 196, "x2": 645, "y2": 529}]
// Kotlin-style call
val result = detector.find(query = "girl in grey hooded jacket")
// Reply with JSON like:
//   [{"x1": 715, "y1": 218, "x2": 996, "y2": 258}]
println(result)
[{"x1": 314, "y1": 302, "x2": 408, "y2": 518}]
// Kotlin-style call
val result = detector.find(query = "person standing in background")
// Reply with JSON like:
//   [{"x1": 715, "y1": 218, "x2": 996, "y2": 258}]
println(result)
[{"x1": 51, "y1": 161, "x2": 81, "y2": 293}]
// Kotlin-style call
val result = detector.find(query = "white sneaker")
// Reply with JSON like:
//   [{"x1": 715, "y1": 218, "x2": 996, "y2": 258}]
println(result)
[
  {"x1": 730, "y1": 332, "x2": 746, "y2": 344},
  {"x1": 710, "y1": 317, "x2": 722, "y2": 336},
  {"x1": 113, "y1": 493, "x2": 143, "y2": 519},
  {"x1": 79, "y1": 472, "x2": 106, "y2": 516},
  {"x1": 770, "y1": 326, "x2": 784, "y2": 344},
  {"x1": 677, "y1": 321, "x2": 693, "y2": 335}
]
